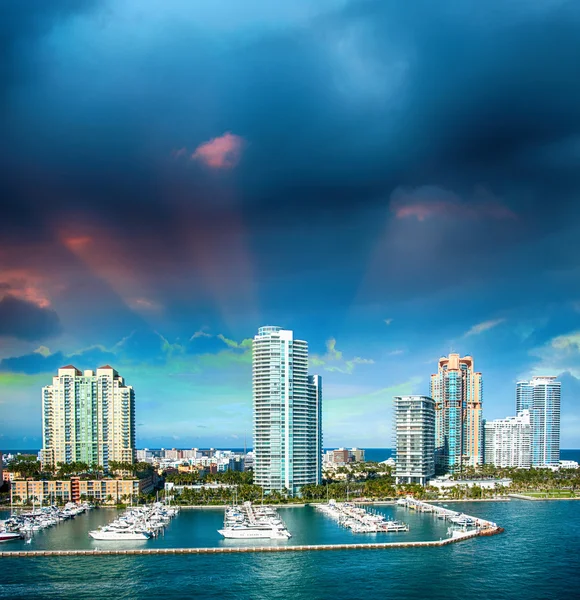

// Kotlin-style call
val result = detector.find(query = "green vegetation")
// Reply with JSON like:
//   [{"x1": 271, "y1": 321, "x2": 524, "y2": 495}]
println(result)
[
  {"x1": 166, "y1": 470, "x2": 253, "y2": 486},
  {"x1": 520, "y1": 490, "x2": 577, "y2": 498},
  {"x1": 6, "y1": 456, "x2": 42, "y2": 478},
  {"x1": 6, "y1": 458, "x2": 155, "y2": 481}
]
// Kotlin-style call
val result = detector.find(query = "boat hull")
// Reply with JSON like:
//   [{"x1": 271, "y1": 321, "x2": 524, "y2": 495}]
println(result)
[
  {"x1": 89, "y1": 531, "x2": 150, "y2": 541},
  {"x1": 218, "y1": 528, "x2": 289, "y2": 540}
]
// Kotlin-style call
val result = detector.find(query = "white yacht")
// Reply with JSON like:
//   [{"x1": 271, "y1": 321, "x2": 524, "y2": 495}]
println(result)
[
  {"x1": 218, "y1": 502, "x2": 291, "y2": 539},
  {"x1": 89, "y1": 528, "x2": 151, "y2": 541},
  {"x1": 218, "y1": 524, "x2": 291, "y2": 539}
]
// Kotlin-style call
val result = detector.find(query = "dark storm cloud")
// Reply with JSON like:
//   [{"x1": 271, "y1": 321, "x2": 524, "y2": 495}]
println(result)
[
  {"x1": 0, "y1": 0, "x2": 98, "y2": 100},
  {"x1": 1, "y1": 0, "x2": 580, "y2": 319},
  {"x1": 0, "y1": 295, "x2": 61, "y2": 340}
]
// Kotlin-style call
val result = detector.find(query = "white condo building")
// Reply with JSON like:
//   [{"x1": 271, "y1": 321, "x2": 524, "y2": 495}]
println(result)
[
  {"x1": 484, "y1": 410, "x2": 532, "y2": 468},
  {"x1": 253, "y1": 326, "x2": 322, "y2": 495},
  {"x1": 41, "y1": 365, "x2": 135, "y2": 470},
  {"x1": 394, "y1": 395, "x2": 435, "y2": 486}
]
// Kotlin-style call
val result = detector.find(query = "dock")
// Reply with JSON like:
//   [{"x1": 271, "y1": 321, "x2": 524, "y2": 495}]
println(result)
[
  {"x1": 316, "y1": 501, "x2": 409, "y2": 533},
  {"x1": 0, "y1": 528, "x2": 504, "y2": 558},
  {"x1": 396, "y1": 497, "x2": 498, "y2": 530}
]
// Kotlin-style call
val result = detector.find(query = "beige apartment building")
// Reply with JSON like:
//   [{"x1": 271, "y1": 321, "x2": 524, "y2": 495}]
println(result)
[
  {"x1": 11, "y1": 475, "x2": 155, "y2": 505},
  {"x1": 41, "y1": 365, "x2": 135, "y2": 470}
]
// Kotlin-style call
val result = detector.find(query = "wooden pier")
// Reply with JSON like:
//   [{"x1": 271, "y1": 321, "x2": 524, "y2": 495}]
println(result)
[{"x1": 0, "y1": 529, "x2": 505, "y2": 558}]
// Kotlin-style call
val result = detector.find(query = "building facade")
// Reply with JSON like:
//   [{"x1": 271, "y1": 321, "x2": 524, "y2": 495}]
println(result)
[
  {"x1": 519, "y1": 377, "x2": 561, "y2": 466},
  {"x1": 393, "y1": 395, "x2": 436, "y2": 486},
  {"x1": 253, "y1": 326, "x2": 322, "y2": 495},
  {"x1": 41, "y1": 365, "x2": 135, "y2": 470},
  {"x1": 430, "y1": 354, "x2": 483, "y2": 473},
  {"x1": 10, "y1": 475, "x2": 154, "y2": 505},
  {"x1": 516, "y1": 381, "x2": 535, "y2": 413},
  {"x1": 484, "y1": 410, "x2": 532, "y2": 468}
]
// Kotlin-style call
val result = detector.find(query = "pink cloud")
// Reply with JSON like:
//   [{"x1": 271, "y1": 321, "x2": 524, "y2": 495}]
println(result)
[
  {"x1": 63, "y1": 236, "x2": 92, "y2": 249},
  {"x1": 0, "y1": 270, "x2": 52, "y2": 308},
  {"x1": 128, "y1": 297, "x2": 162, "y2": 311},
  {"x1": 390, "y1": 186, "x2": 517, "y2": 222},
  {"x1": 191, "y1": 132, "x2": 244, "y2": 169}
]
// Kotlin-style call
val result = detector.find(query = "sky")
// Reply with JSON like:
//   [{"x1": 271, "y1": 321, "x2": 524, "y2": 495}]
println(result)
[{"x1": 1, "y1": 0, "x2": 580, "y2": 449}]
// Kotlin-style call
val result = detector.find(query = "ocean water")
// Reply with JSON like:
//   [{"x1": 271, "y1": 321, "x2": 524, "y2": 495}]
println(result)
[{"x1": 1, "y1": 500, "x2": 579, "y2": 599}]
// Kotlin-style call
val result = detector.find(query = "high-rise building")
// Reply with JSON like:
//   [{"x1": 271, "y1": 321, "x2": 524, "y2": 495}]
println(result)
[
  {"x1": 484, "y1": 410, "x2": 532, "y2": 468},
  {"x1": 41, "y1": 365, "x2": 135, "y2": 470},
  {"x1": 516, "y1": 381, "x2": 535, "y2": 413},
  {"x1": 394, "y1": 395, "x2": 435, "y2": 486},
  {"x1": 517, "y1": 377, "x2": 561, "y2": 466},
  {"x1": 430, "y1": 354, "x2": 483, "y2": 473},
  {"x1": 252, "y1": 326, "x2": 322, "y2": 495}
]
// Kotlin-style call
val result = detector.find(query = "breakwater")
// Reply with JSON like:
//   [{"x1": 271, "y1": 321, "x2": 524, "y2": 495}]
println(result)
[{"x1": 0, "y1": 529, "x2": 505, "y2": 558}]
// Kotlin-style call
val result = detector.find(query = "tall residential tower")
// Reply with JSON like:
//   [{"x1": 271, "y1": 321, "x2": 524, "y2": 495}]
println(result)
[
  {"x1": 41, "y1": 365, "x2": 135, "y2": 470},
  {"x1": 517, "y1": 376, "x2": 561, "y2": 466},
  {"x1": 252, "y1": 327, "x2": 322, "y2": 495},
  {"x1": 430, "y1": 354, "x2": 483, "y2": 473},
  {"x1": 394, "y1": 395, "x2": 436, "y2": 486}
]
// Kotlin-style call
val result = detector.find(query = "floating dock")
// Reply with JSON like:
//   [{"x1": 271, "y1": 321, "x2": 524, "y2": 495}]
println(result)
[{"x1": 397, "y1": 497, "x2": 499, "y2": 530}]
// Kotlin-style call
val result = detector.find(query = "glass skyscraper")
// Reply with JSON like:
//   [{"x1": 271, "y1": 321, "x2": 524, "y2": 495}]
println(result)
[
  {"x1": 253, "y1": 326, "x2": 322, "y2": 495},
  {"x1": 41, "y1": 365, "x2": 135, "y2": 470},
  {"x1": 430, "y1": 354, "x2": 483, "y2": 473},
  {"x1": 394, "y1": 395, "x2": 436, "y2": 485},
  {"x1": 517, "y1": 376, "x2": 561, "y2": 466},
  {"x1": 516, "y1": 381, "x2": 535, "y2": 413}
]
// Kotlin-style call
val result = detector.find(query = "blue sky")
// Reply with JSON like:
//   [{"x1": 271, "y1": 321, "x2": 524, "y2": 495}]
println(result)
[{"x1": 1, "y1": 0, "x2": 580, "y2": 449}]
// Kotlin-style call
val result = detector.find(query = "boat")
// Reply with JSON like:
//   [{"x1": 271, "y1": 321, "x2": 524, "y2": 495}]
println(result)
[
  {"x1": 88, "y1": 528, "x2": 151, "y2": 541},
  {"x1": 218, "y1": 525, "x2": 291, "y2": 539},
  {"x1": 0, "y1": 531, "x2": 22, "y2": 543},
  {"x1": 218, "y1": 501, "x2": 291, "y2": 539}
]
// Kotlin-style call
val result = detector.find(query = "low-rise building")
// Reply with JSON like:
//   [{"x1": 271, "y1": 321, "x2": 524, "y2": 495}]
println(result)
[
  {"x1": 10, "y1": 475, "x2": 155, "y2": 505},
  {"x1": 429, "y1": 477, "x2": 512, "y2": 490},
  {"x1": 323, "y1": 448, "x2": 366, "y2": 465},
  {"x1": 349, "y1": 448, "x2": 365, "y2": 462}
]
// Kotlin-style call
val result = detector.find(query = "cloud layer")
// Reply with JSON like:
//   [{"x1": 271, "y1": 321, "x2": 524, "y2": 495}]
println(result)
[{"x1": 2, "y1": 1, "x2": 580, "y2": 446}]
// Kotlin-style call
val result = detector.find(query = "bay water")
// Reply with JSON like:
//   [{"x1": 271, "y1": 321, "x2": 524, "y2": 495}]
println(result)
[{"x1": 1, "y1": 499, "x2": 579, "y2": 599}]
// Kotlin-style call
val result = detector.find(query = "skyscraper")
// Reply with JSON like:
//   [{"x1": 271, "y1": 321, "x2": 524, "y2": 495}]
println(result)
[
  {"x1": 484, "y1": 410, "x2": 532, "y2": 468},
  {"x1": 41, "y1": 365, "x2": 135, "y2": 470},
  {"x1": 516, "y1": 381, "x2": 534, "y2": 413},
  {"x1": 430, "y1": 354, "x2": 483, "y2": 473},
  {"x1": 517, "y1": 377, "x2": 561, "y2": 466},
  {"x1": 252, "y1": 326, "x2": 322, "y2": 495},
  {"x1": 394, "y1": 395, "x2": 435, "y2": 485}
]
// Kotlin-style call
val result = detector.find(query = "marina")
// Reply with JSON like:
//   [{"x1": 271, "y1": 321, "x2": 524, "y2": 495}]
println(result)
[
  {"x1": 1, "y1": 503, "x2": 92, "y2": 542},
  {"x1": 0, "y1": 529, "x2": 487, "y2": 557},
  {"x1": 219, "y1": 502, "x2": 291, "y2": 539},
  {"x1": 316, "y1": 500, "x2": 409, "y2": 533},
  {"x1": 396, "y1": 497, "x2": 499, "y2": 533},
  {"x1": 88, "y1": 503, "x2": 179, "y2": 540},
  {"x1": 0, "y1": 501, "x2": 503, "y2": 554}
]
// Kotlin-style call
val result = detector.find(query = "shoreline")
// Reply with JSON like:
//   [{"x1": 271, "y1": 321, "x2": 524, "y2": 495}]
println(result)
[
  {"x1": 508, "y1": 493, "x2": 580, "y2": 501},
  {"x1": 430, "y1": 498, "x2": 511, "y2": 503}
]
